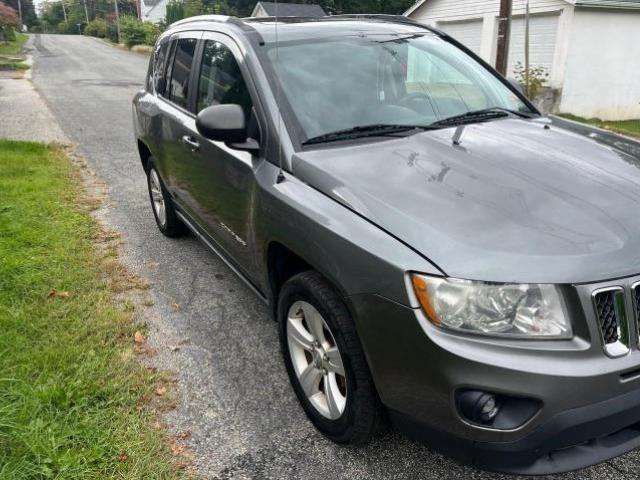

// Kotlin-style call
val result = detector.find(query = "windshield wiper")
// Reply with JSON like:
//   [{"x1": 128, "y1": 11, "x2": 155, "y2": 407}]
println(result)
[
  {"x1": 302, "y1": 124, "x2": 438, "y2": 146},
  {"x1": 430, "y1": 107, "x2": 536, "y2": 128}
]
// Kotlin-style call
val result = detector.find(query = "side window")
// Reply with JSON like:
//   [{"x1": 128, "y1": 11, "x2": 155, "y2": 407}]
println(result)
[
  {"x1": 196, "y1": 40, "x2": 253, "y2": 119},
  {"x1": 152, "y1": 40, "x2": 169, "y2": 93},
  {"x1": 167, "y1": 38, "x2": 197, "y2": 108}
]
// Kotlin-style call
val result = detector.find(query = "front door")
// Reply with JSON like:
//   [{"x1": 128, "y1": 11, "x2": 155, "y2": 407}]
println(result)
[{"x1": 187, "y1": 32, "x2": 264, "y2": 276}]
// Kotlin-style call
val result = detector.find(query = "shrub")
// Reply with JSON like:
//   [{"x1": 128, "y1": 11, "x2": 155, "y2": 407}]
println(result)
[
  {"x1": 106, "y1": 21, "x2": 119, "y2": 43},
  {"x1": 85, "y1": 18, "x2": 107, "y2": 38},
  {"x1": 2, "y1": 25, "x2": 15, "y2": 41},
  {"x1": 513, "y1": 61, "x2": 549, "y2": 99},
  {"x1": 119, "y1": 16, "x2": 159, "y2": 48},
  {"x1": 56, "y1": 20, "x2": 70, "y2": 34},
  {"x1": 141, "y1": 20, "x2": 160, "y2": 45}
]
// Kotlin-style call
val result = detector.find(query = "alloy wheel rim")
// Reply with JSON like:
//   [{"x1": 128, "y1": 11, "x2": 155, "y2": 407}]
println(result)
[
  {"x1": 149, "y1": 169, "x2": 166, "y2": 227},
  {"x1": 287, "y1": 300, "x2": 347, "y2": 420}
]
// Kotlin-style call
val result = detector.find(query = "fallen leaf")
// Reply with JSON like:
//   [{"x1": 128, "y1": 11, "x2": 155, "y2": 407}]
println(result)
[
  {"x1": 47, "y1": 289, "x2": 70, "y2": 299},
  {"x1": 134, "y1": 331, "x2": 145, "y2": 344},
  {"x1": 171, "y1": 444, "x2": 185, "y2": 456},
  {"x1": 178, "y1": 431, "x2": 191, "y2": 440},
  {"x1": 156, "y1": 386, "x2": 166, "y2": 397},
  {"x1": 117, "y1": 451, "x2": 129, "y2": 462}
]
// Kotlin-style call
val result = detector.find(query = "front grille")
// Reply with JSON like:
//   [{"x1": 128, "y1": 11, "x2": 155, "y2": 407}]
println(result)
[
  {"x1": 594, "y1": 290, "x2": 620, "y2": 344},
  {"x1": 633, "y1": 283, "x2": 640, "y2": 321}
]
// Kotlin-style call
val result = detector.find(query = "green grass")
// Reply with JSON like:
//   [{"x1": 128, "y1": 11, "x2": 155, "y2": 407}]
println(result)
[
  {"x1": 0, "y1": 140, "x2": 182, "y2": 479},
  {"x1": 0, "y1": 32, "x2": 28, "y2": 56},
  {"x1": 0, "y1": 58, "x2": 28, "y2": 70},
  {"x1": 559, "y1": 113, "x2": 640, "y2": 139}
]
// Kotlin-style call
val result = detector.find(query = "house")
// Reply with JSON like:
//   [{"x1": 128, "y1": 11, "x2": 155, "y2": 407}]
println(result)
[
  {"x1": 405, "y1": 0, "x2": 640, "y2": 120},
  {"x1": 140, "y1": 0, "x2": 167, "y2": 23},
  {"x1": 251, "y1": 2, "x2": 326, "y2": 18}
]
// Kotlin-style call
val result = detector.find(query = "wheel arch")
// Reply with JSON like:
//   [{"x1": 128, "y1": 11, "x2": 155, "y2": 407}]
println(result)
[{"x1": 266, "y1": 241, "x2": 353, "y2": 321}]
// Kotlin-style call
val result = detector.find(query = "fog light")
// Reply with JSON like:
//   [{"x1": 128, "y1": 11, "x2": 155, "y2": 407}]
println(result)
[
  {"x1": 455, "y1": 389, "x2": 541, "y2": 430},
  {"x1": 457, "y1": 390, "x2": 500, "y2": 425}
]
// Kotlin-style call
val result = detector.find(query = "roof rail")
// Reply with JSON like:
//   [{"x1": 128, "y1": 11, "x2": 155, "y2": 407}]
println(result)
[
  {"x1": 326, "y1": 14, "x2": 423, "y2": 26},
  {"x1": 170, "y1": 14, "x2": 230, "y2": 28}
]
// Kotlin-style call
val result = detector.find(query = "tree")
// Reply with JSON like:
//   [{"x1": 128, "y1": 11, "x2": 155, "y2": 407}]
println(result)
[
  {"x1": 4, "y1": 0, "x2": 37, "y2": 27},
  {"x1": 164, "y1": 0, "x2": 185, "y2": 24},
  {"x1": 0, "y1": 1, "x2": 18, "y2": 40},
  {"x1": 0, "y1": 2, "x2": 19, "y2": 27},
  {"x1": 184, "y1": 0, "x2": 203, "y2": 16}
]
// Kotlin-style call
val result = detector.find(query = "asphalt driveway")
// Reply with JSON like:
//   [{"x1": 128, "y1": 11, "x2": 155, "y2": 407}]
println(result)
[{"x1": 26, "y1": 33, "x2": 640, "y2": 479}]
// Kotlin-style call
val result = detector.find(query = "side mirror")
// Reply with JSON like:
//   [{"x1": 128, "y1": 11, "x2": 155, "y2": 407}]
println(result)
[
  {"x1": 507, "y1": 77, "x2": 525, "y2": 96},
  {"x1": 196, "y1": 104, "x2": 248, "y2": 144}
]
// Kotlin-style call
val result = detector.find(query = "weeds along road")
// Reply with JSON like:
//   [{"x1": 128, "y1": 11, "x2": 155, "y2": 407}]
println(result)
[{"x1": 28, "y1": 33, "x2": 640, "y2": 480}]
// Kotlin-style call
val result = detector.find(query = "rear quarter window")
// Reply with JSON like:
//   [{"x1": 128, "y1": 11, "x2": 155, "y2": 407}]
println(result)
[
  {"x1": 152, "y1": 40, "x2": 170, "y2": 94},
  {"x1": 167, "y1": 38, "x2": 198, "y2": 109}
]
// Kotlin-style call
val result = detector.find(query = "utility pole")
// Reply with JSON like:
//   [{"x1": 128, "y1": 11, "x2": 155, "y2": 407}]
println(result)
[
  {"x1": 113, "y1": 0, "x2": 121, "y2": 44},
  {"x1": 524, "y1": 0, "x2": 531, "y2": 96},
  {"x1": 83, "y1": 0, "x2": 89, "y2": 23},
  {"x1": 17, "y1": 0, "x2": 23, "y2": 31},
  {"x1": 61, "y1": 0, "x2": 68, "y2": 23},
  {"x1": 495, "y1": 0, "x2": 512, "y2": 75}
]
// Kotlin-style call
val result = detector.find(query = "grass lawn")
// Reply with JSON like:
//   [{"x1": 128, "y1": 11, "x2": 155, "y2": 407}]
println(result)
[
  {"x1": 0, "y1": 32, "x2": 28, "y2": 70},
  {"x1": 559, "y1": 113, "x2": 640, "y2": 139},
  {"x1": 0, "y1": 57, "x2": 29, "y2": 70},
  {"x1": 0, "y1": 140, "x2": 182, "y2": 479},
  {"x1": 0, "y1": 32, "x2": 28, "y2": 56}
]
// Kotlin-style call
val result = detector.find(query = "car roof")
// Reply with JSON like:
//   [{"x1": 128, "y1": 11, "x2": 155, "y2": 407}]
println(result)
[{"x1": 168, "y1": 14, "x2": 439, "y2": 43}]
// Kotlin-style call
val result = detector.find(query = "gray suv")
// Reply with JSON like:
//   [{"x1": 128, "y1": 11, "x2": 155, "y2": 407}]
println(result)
[{"x1": 132, "y1": 14, "x2": 640, "y2": 475}]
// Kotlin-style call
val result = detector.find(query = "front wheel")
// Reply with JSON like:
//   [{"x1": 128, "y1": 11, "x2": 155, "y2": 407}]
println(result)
[
  {"x1": 278, "y1": 271, "x2": 383, "y2": 444},
  {"x1": 147, "y1": 162, "x2": 186, "y2": 237}
]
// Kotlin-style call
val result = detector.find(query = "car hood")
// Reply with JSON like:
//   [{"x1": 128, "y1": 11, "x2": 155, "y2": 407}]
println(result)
[{"x1": 292, "y1": 118, "x2": 640, "y2": 283}]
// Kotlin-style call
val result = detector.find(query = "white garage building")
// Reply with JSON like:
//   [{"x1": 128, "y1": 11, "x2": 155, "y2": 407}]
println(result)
[{"x1": 404, "y1": 0, "x2": 640, "y2": 120}]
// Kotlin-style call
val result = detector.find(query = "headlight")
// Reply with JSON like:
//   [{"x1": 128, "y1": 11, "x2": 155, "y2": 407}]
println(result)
[{"x1": 410, "y1": 274, "x2": 571, "y2": 338}]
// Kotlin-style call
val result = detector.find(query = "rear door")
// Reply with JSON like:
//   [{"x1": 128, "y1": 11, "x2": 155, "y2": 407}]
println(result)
[
  {"x1": 155, "y1": 32, "x2": 201, "y2": 217},
  {"x1": 187, "y1": 32, "x2": 264, "y2": 275}
]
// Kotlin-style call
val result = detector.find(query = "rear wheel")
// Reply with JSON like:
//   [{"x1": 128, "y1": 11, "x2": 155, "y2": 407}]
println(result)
[
  {"x1": 278, "y1": 271, "x2": 383, "y2": 444},
  {"x1": 146, "y1": 161, "x2": 186, "y2": 237}
]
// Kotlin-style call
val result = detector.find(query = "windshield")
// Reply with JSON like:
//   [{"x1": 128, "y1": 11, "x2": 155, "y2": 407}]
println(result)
[{"x1": 265, "y1": 32, "x2": 534, "y2": 143}]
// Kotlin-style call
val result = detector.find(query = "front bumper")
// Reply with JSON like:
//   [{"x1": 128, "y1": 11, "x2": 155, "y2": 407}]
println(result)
[
  {"x1": 349, "y1": 285, "x2": 640, "y2": 474},
  {"x1": 391, "y1": 388, "x2": 640, "y2": 475}
]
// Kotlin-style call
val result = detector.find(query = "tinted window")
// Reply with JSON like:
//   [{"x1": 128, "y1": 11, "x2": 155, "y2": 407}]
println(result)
[
  {"x1": 196, "y1": 40, "x2": 252, "y2": 118},
  {"x1": 152, "y1": 40, "x2": 169, "y2": 93},
  {"x1": 168, "y1": 38, "x2": 197, "y2": 108}
]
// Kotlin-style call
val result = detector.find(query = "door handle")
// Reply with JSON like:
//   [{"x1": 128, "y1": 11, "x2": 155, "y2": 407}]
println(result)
[{"x1": 180, "y1": 135, "x2": 200, "y2": 152}]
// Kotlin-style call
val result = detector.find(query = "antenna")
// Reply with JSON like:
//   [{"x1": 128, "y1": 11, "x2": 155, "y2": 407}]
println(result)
[{"x1": 274, "y1": 0, "x2": 286, "y2": 183}]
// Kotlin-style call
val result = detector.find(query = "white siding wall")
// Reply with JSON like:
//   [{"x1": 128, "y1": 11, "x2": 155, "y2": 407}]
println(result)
[
  {"x1": 142, "y1": 0, "x2": 167, "y2": 23},
  {"x1": 507, "y1": 14, "x2": 560, "y2": 79},
  {"x1": 560, "y1": 9, "x2": 640, "y2": 120},
  {"x1": 436, "y1": 19, "x2": 484, "y2": 55},
  {"x1": 409, "y1": 0, "x2": 568, "y2": 77}
]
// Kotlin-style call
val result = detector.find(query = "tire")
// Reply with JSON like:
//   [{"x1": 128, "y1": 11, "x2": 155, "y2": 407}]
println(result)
[
  {"x1": 278, "y1": 270, "x2": 383, "y2": 444},
  {"x1": 146, "y1": 160, "x2": 186, "y2": 237}
]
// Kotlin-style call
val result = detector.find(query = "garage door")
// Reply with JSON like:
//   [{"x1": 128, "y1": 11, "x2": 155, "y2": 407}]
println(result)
[
  {"x1": 436, "y1": 19, "x2": 483, "y2": 56},
  {"x1": 507, "y1": 14, "x2": 559, "y2": 78}
]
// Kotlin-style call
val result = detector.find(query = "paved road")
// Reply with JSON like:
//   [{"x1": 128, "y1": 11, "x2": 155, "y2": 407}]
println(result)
[{"x1": 28, "y1": 33, "x2": 640, "y2": 480}]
